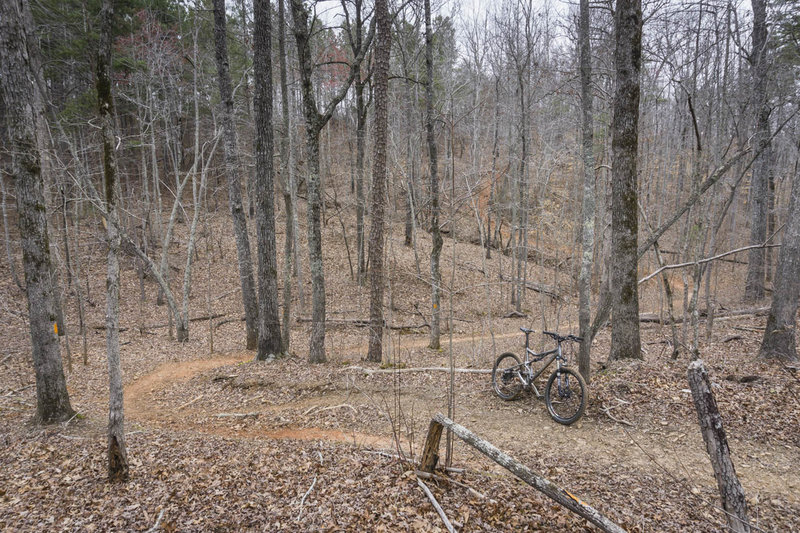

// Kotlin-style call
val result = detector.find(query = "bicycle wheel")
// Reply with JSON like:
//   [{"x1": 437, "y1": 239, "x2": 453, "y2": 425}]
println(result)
[
  {"x1": 544, "y1": 367, "x2": 587, "y2": 425},
  {"x1": 492, "y1": 353, "x2": 523, "y2": 401}
]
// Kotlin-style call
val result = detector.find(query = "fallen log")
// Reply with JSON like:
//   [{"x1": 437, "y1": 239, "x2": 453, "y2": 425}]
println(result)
[
  {"x1": 295, "y1": 317, "x2": 429, "y2": 330},
  {"x1": 420, "y1": 413, "x2": 626, "y2": 533},
  {"x1": 638, "y1": 306, "x2": 769, "y2": 325},
  {"x1": 343, "y1": 366, "x2": 491, "y2": 375},
  {"x1": 498, "y1": 274, "x2": 561, "y2": 300},
  {"x1": 687, "y1": 360, "x2": 751, "y2": 533}
]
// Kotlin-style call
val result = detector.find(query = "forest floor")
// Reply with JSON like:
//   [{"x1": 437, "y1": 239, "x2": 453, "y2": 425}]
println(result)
[{"x1": 1, "y1": 211, "x2": 799, "y2": 532}]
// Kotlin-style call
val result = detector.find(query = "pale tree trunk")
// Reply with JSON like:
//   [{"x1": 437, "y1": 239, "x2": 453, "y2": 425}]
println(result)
[
  {"x1": 577, "y1": 0, "x2": 595, "y2": 381},
  {"x1": 366, "y1": 0, "x2": 390, "y2": 363},
  {"x1": 744, "y1": 0, "x2": 771, "y2": 302},
  {"x1": 290, "y1": 0, "x2": 374, "y2": 363},
  {"x1": 425, "y1": 0, "x2": 442, "y2": 350},
  {"x1": 760, "y1": 160, "x2": 800, "y2": 361},
  {"x1": 609, "y1": 0, "x2": 643, "y2": 361},
  {"x1": 96, "y1": 0, "x2": 129, "y2": 481},
  {"x1": 213, "y1": 0, "x2": 259, "y2": 350},
  {"x1": 0, "y1": 0, "x2": 74, "y2": 424},
  {"x1": 278, "y1": 0, "x2": 293, "y2": 352},
  {"x1": 253, "y1": 0, "x2": 283, "y2": 359}
]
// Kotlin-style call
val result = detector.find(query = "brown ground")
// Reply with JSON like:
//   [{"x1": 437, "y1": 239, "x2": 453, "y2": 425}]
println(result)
[{"x1": 1, "y1": 211, "x2": 799, "y2": 532}]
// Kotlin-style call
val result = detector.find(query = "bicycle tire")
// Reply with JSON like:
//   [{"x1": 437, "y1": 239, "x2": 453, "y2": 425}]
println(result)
[
  {"x1": 492, "y1": 352, "x2": 523, "y2": 400},
  {"x1": 544, "y1": 367, "x2": 587, "y2": 425}
]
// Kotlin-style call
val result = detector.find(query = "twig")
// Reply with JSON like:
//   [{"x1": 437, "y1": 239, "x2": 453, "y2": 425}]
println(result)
[
  {"x1": 601, "y1": 404, "x2": 635, "y2": 427},
  {"x1": 296, "y1": 475, "x2": 317, "y2": 520},
  {"x1": 0, "y1": 353, "x2": 14, "y2": 365},
  {"x1": 415, "y1": 470, "x2": 495, "y2": 503},
  {"x1": 4, "y1": 384, "x2": 34, "y2": 397},
  {"x1": 303, "y1": 403, "x2": 358, "y2": 417},
  {"x1": 145, "y1": 509, "x2": 165, "y2": 533},
  {"x1": 417, "y1": 477, "x2": 456, "y2": 533},
  {"x1": 176, "y1": 395, "x2": 203, "y2": 411},
  {"x1": 214, "y1": 412, "x2": 260, "y2": 419}
]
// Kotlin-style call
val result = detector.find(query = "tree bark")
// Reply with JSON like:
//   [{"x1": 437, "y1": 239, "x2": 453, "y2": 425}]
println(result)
[
  {"x1": 760, "y1": 160, "x2": 800, "y2": 361},
  {"x1": 366, "y1": 0, "x2": 391, "y2": 363},
  {"x1": 96, "y1": 0, "x2": 129, "y2": 481},
  {"x1": 425, "y1": 0, "x2": 442, "y2": 351},
  {"x1": 213, "y1": 0, "x2": 260, "y2": 350},
  {"x1": 744, "y1": 0, "x2": 772, "y2": 302},
  {"x1": 0, "y1": 0, "x2": 74, "y2": 424},
  {"x1": 687, "y1": 361, "x2": 750, "y2": 532},
  {"x1": 577, "y1": 0, "x2": 595, "y2": 381},
  {"x1": 253, "y1": 0, "x2": 283, "y2": 359},
  {"x1": 278, "y1": 0, "x2": 294, "y2": 352},
  {"x1": 290, "y1": 0, "x2": 374, "y2": 363},
  {"x1": 609, "y1": 0, "x2": 643, "y2": 361}
]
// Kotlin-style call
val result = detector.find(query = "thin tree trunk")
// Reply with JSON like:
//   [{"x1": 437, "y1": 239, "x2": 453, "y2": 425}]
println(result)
[
  {"x1": 213, "y1": 0, "x2": 260, "y2": 350},
  {"x1": 0, "y1": 0, "x2": 74, "y2": 424},
  {"x1": 366, "y1": 0, "x2": 390, "y2": 363},
  {"x1": 254, "y1": 0, "x2": 284, "y2": 359},
  {"x1": 609, "y1": 0, "x2": 643, "y2": 361},
  {"x1": 577, "y1": 0, "x2": 595, "y2": 381},
  {"x1": 744, "y1": 0, "x2": 771, "y2": 302},
  {"x1": 96, "y1": 0, "x2": 129, "y2": 481},
  {"x1": 278, "y1": 0, "x2": 293, "y2": 352},
  {"x1": 425, "y1": 0, "x2": 442, "y2": 350}
]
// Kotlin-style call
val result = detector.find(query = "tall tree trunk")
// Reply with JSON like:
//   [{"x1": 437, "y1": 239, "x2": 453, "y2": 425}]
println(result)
[
  {"x1": 577, "y1": 0, "x2": 595, "y2": 381},
  {"x1": 366, "y1": 0, "x2": 391, "y2": 363},
  {"x1": 290, "y1": 0, "x2": 374, "y2": 363},
  {"x1": 278, "y1": 0, "x2": 294, "y2": 352},
  {"x1": 96, "y1": 0, "x2": 129, "y2": 481},
  {"x1": 760, "y1": 158, "x2": 800, "y2": 361},
  {"x1": 744, "y1": 0, "x2": 771, "y2": 302},
  {"x1": 0, "y1": 0, "x2": 74, "y2": 424},
  {"x1": 254, "y1": 0, "x2": 283, "y2": 359},
  {"x1": 609, "y1": 0, "x2": 643, "y2": 361},
  {"x1": 425, "y1": 0, "x2": 442, "y2": 350},
  {"x1": 213, "y1": 0, "x2": 260, "y2": 350}
]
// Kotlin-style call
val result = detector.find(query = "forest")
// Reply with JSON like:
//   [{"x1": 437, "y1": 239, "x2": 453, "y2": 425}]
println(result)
[{"x1": 1, "y1": 0, "x2": 799, "y2": 530}]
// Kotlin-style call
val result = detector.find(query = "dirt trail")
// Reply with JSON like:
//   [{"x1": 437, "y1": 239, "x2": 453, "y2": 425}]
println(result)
[{"x1": 122, "y1": 333, "x2": 800, "y2": 507}]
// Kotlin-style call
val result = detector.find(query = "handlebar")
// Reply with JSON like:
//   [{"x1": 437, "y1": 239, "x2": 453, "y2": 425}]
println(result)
[{"x1": 520, "y1": 328, "x2": 583, "y2": 343}]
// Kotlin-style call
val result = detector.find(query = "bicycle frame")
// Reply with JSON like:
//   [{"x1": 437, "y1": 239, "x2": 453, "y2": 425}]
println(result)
[{"x1": 514, "y1": 343, "x2": 566, "y2": 399}]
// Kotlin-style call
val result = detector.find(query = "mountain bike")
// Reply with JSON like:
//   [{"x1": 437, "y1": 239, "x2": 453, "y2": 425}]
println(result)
[{"x1": 491, "y1": 328, "x2": 587, "y2": 425}]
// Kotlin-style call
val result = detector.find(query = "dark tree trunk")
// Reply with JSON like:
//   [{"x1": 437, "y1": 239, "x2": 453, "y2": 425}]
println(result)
[
  {"x1": 577, "y1": 0, "x2": 595, "y2": 381},
  {"x1": 253, "y1": 0, "x2": 283, "y2": 359},
  {"x1": 0, "y1": 0, "x2": 74, "y2": 424},
  {"x1": 744, "y1": 0, "x2": 772, "y2": 302},
  {"x1": 97, "y1": 0, "x2": 129, "y2": 481},
  {"x1": 425, "y1": 0, "x2": 442, "y2": 351},
  {"x1": 609, "y1": 0, "x2": 643, "y2": 361},
  {"x1": 366, "y1": 0, "x2": 391, "y2": 363},
  {"x1": 760, "y1": 162, "x2": 800, "y2": 361},
  {"x1": 213, "y1": 0, "x2": 260, "y2": 350}
]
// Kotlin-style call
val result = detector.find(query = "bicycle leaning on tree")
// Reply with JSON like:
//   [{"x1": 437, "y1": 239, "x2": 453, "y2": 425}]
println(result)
[{"x1": 491, "y1": 328, "x2": 587, "y2": 425}]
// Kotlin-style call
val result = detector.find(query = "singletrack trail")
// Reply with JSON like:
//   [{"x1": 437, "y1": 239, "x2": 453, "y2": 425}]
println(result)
[{"x1": 122, "y1": 332, "x2": 800, "y2": 506}]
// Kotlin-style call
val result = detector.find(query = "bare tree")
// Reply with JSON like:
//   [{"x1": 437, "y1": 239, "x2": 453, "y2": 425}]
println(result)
[
  {"x1": 254, "y1": 0, "x2": 284, "y2": 359},
  {"x1": 366, "y1": 0, "x2": 390, "y2": 363},
  {"x1": 425, "y1": 0, "x2": 443, "y2": 350},
  {"x1": 577, "y1": 0, "x2": 595, "y2": 381},
  {"x1": 760, "y1": 156, "x2": 800, "y2": 361},
  {"x1": 744, "y1": 0, "x2": 773, "y2": 302},
  {"x1": 213, "y1": 0, "x2": 260, "y2": 349},
  {"x1": 290, "y1": 0, "x2": 374, "y2": 363},
  {"x1": 0, "y1": 0, "x2": 74, "y2": 424},
  {"x1": 609, "y1": 0, "x2": 642, "y2": 361},
  {"x1": 96, "y1": 0, "x2": 128, "y2": 481}
]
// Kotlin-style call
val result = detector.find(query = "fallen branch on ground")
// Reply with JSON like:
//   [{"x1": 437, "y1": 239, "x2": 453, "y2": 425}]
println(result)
[
  {"x1": 295, "y1": 317, "x2": 429, "y2": 330},
  {"x1": 416, "y1": 477, "x2": 456, "y2": 533},
  {"x1": 296, "y1": 475, "x2": 317, "y2": 520},
  {"x1": 213, "y1": 412, "x2": 259, "y2": 419},
  {"x1": 344, "y1": 366, "x2": 490, "y2": 375},
  {"x1": 420, "y1": 413, "x2": 626, "y2": 533}
]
